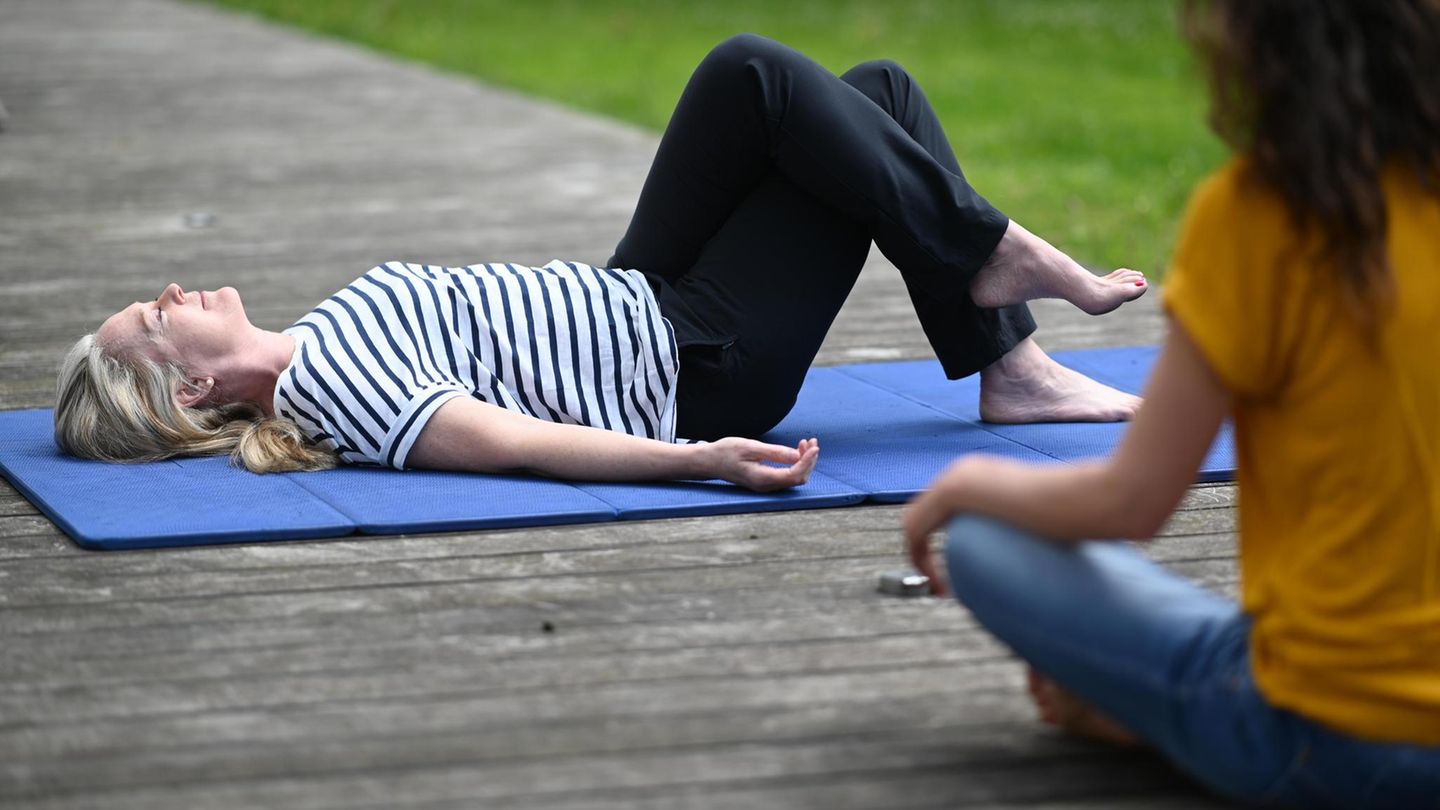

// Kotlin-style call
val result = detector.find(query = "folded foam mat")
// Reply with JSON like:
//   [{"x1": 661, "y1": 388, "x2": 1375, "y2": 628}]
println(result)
[
  {"x1": 0, "y1": 346, "x2": 1236, "y2": 550},
  {"x1": 0, "y1": 410, "x2": 353, "y2": 550},
  {"x1": 763, "y1": 368, "x2": 1056, "y2": 502},
  {"x1": 576, "y1": 470, "x2": 865, "y2": 521},
  {"x1": 200, "y1": 458, "x2": 615, "y2": 535},
  {"x1": 838, "y1": 346, "x2": 1238, "y2": 485}
]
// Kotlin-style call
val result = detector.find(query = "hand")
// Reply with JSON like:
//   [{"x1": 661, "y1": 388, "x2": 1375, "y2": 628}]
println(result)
[
  {"x1": 902, "y1": 455, "x2": 993, "y2": 595},
  {"x1": 705, "y1": 437, "x2": 819, "y2": 492}
]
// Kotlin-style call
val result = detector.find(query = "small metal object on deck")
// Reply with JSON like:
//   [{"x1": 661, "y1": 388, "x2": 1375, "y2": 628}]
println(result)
[
  {"x1": 183, "y1": 211, "x2": 216, "y2": 229},
  {"x1": 878, "y1": 569, "x2": 931, "y2": 597}
]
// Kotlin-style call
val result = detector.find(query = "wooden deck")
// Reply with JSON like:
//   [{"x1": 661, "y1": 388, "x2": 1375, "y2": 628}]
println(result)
[{"x1": 0, "y1": 1, "x2": 1237, "y2": 807}]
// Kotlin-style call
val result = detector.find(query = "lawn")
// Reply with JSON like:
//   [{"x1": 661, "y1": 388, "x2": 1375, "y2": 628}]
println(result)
[{"x1": 202, "y1": 0, "x2": 1227, "y2": 277}]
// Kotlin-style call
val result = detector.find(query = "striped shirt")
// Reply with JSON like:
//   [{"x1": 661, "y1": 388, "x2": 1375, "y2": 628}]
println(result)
[{"x1": 273, "y1": 260, "x2": 680, "y2": 469}]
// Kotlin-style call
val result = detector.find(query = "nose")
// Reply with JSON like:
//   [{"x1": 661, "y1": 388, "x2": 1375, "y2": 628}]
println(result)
[{"x1": 158, "y1": 283, "x2": 186, "y2": 305}]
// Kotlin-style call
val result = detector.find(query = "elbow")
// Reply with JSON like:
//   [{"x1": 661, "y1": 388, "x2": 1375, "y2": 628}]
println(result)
[
  {"x1": 1093, "y1": 499, "x2": 1165, "y2": 542},
  {"x1": 483, "y1": 432, "x2": 529, "y2": 473},
  {"x1": 1116, "y1": 507, "x2": 1170, "y2": 543},
  {"x1": 1096, "y1": 467, "x2": 1175, "y2": 542}
]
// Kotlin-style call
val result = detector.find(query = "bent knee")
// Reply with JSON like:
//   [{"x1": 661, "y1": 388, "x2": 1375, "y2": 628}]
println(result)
[
  {"x1": 840, "y1": 59, "x2": 908, "y2": 99},
  {"x1": 702, "y1": 33, "x2": 783, "y2": 72},
  {"x1": 841, "y1": 59, "x2": 905, "y2": 85}
]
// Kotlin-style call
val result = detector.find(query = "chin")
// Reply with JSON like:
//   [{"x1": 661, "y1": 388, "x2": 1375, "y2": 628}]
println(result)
[{"x1": 216, "y1": 287, "x2": 253, "y2": 324}]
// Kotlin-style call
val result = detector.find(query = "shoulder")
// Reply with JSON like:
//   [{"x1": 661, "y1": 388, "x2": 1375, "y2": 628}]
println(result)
[
  {"x1": 1181, "y1": 158, "x2": 1292, "y2": 237},
  {"x1": 1173, "y1": 158, "x2": 1307, "y2": 281}
]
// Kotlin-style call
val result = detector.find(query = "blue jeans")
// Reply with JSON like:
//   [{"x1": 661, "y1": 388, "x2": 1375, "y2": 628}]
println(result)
[{"x1": 945, "y1": 515, "x2": 1440, "y2": 809}]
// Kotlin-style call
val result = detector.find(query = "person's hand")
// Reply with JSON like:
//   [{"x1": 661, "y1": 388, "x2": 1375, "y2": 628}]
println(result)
[
  {"x1": 705, "y1": 437, "x2": 819, "y2": 492},
  {"x1": 902, "y1": 455, "x2": 992, "y2": 595}
]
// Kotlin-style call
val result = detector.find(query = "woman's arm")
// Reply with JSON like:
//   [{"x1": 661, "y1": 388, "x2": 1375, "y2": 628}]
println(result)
[
  {"x1": 407, "y1": 396, "x2": 819, "y2": 492},
  {"x1": 903, "y1": 320, "x2": 1230, "y2": 589}
]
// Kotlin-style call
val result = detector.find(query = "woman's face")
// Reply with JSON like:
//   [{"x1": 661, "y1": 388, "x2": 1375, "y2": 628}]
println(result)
[{"x1": 95, "y1": 283, "x2": 251, "y2": 371}]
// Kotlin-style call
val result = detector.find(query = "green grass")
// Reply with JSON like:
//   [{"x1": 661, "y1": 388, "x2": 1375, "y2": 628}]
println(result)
[{"x1": 203, "y1": 0, "x2": 1228, "y2": 276}]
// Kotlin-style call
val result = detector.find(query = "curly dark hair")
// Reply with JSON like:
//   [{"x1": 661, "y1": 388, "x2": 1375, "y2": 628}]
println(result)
[{"x1": 1182, "y1": 0, "x2": 1440, "y2": 315}]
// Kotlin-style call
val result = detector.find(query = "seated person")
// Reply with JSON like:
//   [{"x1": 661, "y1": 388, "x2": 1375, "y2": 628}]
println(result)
[{"x1": 903, "y1": 1, "x2": 1440, "y2": 806}]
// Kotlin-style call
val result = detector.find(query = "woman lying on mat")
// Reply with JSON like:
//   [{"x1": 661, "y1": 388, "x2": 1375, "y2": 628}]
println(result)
[
  {"x1": 55, "y1": 34, "x2": 1148, "y2": 491},
  {"x1": 904, "y1": 1, "x2": 1440, "y2": 806}
]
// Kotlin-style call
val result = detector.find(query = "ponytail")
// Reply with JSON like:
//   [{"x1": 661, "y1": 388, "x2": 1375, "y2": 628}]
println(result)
[{"x1": 54, "y1": 334, "x2": 337, "y2": 473}]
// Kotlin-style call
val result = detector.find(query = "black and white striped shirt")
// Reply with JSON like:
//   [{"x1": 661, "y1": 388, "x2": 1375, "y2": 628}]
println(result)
[{"x1": 273, "y1": 260, "x2": 680, "y2": 468}]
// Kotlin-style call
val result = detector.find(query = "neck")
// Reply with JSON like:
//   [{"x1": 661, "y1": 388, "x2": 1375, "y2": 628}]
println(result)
[{"x1": 218, "y1": 327, "x2": 295, "y2": 418}]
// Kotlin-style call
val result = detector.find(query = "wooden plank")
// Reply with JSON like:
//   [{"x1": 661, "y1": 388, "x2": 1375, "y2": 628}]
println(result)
[
  {"x1": 11, "y1": 731, "x2": 1204, "y2": 810},
  {"x1": 0, "y1": 480, "x2": 41, "y2": 517},
  {"x1": 2, "y1": 619, "x2": 1025, "y2": 714},
  {"x1": 0, "y1": 655, "x2": 1029, "y2": 753},
  {"x1": 509, "y1": 789, "x2": 1226, "y2": 810},
  {"x1": 0, "y1": 513, "x2": 1234, "y2": 608},
  {"x1": 0, "y1": 515, "x2": 66, "y2": 541},
  {"x1": 0, "y1": 604, "x2": 985, "y2": 685},
  {"x1": 0, "y1": 545, "x2": 1235, "y2": 677},
  {"x1": 0, "y1": 554, "x2": 1239, "y2": 644},
  {"x1": 507, "y1": 789, "x2": 1226, "y2": 810}
]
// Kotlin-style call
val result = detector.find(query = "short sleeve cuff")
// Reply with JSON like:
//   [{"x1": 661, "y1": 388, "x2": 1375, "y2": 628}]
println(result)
[
  {"x1": 380, "y1": 385, "x2": 468, "y2": 470},
  {"x1": 1162, "y1": 268, "x2": 1252, "y2": 397}
]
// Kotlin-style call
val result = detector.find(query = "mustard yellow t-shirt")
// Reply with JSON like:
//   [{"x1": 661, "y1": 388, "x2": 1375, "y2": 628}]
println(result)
[{"x1": 1164, "y1": 159, "x2": 1440, "y2": 745}]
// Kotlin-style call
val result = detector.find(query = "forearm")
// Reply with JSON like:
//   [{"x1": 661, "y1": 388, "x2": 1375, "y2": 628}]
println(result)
[
  {"x1": 410, "y1": 397, "x2": 817, "y2": 490},
  {"x1": 905, "y1": 322, "x2": 1229, "y2": 584},
  {"x1": 930, "y1": 458, "x2": 1137, "y2": 542},
  {"x1": 508, "y1": 420, "x2": 708, "y2": 482},
  {"x1": 514, "y1": 424, "x2": 824, "y2": 493},
  {"x1": 409, "y1": 397, "x2": 705, "y2": 482}
]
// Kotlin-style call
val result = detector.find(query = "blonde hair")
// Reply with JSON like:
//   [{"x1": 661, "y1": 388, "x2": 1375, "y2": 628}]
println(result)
[{"x1": 54, "y1": 334, "x2": 337, "y2": 473}]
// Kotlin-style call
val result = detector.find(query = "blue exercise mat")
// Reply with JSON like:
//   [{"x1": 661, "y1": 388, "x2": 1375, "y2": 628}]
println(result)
[
  {"x1": 838, "y1": 346, "x2": 1237, "y2": 486},
  {"x1": 0, "y1": 410, "x2": 353, "y2": 551},
  {"x1": 0, "y1": 347, "x2": 1236, "y2": 550},
  {"x1": 576, "y1": 469, "x2": 865, "y2": 521},
  {"x1": 763, "y1": 368, "x2": 1056, "y2": 502},
  {"x1": 228, "y1": 459, "x2": 617, "y2": 535}
]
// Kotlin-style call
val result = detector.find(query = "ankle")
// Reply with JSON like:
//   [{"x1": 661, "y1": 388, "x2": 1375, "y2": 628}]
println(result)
[
  {"x1": 987, "y1": 220, "x2": 1045, "y2": 269},
  {"x1": 982, "y1": 338, "x2": 1048, "y2": 384}
]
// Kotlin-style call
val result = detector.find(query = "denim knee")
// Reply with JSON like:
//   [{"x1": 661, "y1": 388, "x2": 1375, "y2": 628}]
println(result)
[{"x1": 943, "y1": 514, "x2": 1034, "y2": 602}]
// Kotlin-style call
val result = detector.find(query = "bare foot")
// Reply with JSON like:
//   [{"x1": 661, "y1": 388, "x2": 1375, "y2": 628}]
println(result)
[
  {"x1": 1027, "y1": 668, "x2": 1141, "y2": 746},
  {"x1": 970, "y1": 220, "x2": 1147, "y2": 315},
  {"x1": 979, "y1": 338, "x2": 1141, "y2": 423}
]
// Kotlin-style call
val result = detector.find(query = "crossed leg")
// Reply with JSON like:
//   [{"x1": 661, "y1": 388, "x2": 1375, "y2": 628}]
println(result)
[
  {"x1": 609, "y1": 35, "x2": 1142, "y2": 436},
  {"x1": 835, "y1": 58, "x2": 1143, "y2": 424}
]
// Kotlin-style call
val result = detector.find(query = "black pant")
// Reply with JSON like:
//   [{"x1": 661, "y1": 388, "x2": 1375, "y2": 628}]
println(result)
[{"x1": 607, "y1": 34, "x2": 1036, "y2": 440}]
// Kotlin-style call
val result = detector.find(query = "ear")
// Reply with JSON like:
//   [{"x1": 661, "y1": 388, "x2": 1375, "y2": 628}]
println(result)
[{"x1": 176, "y1": 376, "x2": 215, "y2": 409}]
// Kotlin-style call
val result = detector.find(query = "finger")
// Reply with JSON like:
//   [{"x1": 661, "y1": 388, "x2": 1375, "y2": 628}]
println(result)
[
  {"x1": 780, "y1": 445, "x2": 819, "y2": 483},
  {"x1": 902, "y1": 491, "x2": 941, "y2": 549},
  {"x1": 792, "y1": 444, "x2": 819, "y2": 482},
  {"x1": 909, "y1": 533, "x2": 945, "y2": 596},
  {"x1": 747, "y1": 440, "x2": 802, "y2": 464},
  {"x1": 746, "y1": 464, "x2": 803, "y2": 492},
  {"x1": 920, "y1": 543, "x2": 946, "y2": 596},
  {"x1": 902, "y1": 496, "x2": 948, "y2": 595},
  {"x1": 751, "y1": 447, "x2": 818, "y2": 491},
  {"x1": 743, "y1": 439, "x2": 821, "y2": 490}
]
